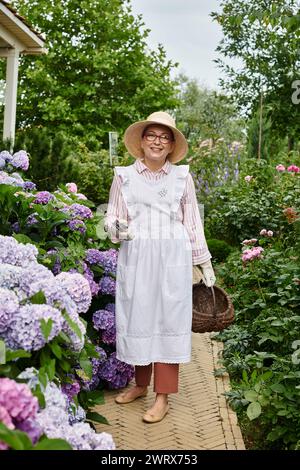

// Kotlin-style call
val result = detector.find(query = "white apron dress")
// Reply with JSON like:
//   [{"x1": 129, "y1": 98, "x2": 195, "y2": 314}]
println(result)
[{"x1": 115, "y1": 162, "x2": 193, "y2": 366}]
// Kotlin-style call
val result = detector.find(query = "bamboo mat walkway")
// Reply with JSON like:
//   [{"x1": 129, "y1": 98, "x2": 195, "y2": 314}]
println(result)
[{"x1": 95, "y1": 332, "x2": 245, "y2": 450}]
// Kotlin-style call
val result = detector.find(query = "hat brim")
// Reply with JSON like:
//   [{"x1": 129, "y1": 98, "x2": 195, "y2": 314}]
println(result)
[{"x1": 124, "y1": 119, "x2": 188, "y2": 163}]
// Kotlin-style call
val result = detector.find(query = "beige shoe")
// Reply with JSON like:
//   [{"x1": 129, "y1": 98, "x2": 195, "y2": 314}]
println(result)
[
  {"x1": 143, "y1": 404, "x2": 170, "y2": 423},
  {"x1": 115, "y1": 388, "x2": 148, "y2": 404}
]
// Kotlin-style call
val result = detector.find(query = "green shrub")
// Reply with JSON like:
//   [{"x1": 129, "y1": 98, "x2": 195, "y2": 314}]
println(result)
[{"x1": 207, "y1": 238, "x2": 232, "y2": 262}]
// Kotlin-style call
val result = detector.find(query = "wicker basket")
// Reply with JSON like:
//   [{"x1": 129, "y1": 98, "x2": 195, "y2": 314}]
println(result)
[{"x1": 192, "y1": 282, "x2": 234, "y2": 333}]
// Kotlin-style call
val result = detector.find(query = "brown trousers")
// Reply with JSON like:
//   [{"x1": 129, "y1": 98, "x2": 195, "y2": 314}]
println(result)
[{"x1": 135, "y1": 363, "x2": 179, "y2": 394}]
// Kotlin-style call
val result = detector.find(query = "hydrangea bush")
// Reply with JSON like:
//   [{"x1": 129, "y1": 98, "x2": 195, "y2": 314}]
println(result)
[
  {"x1": 0, "y1": 235, "x2": 90, "y2": 352},
  {"x1": 0, "y1": 149, "x2": 135, "y2": 452}
]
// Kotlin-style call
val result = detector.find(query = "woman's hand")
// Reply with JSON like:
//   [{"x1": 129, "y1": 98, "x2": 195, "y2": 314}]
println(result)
[
  {"x1": 198, "y1": 260, "x2": 216, "y2": 287},
  {"x1": 104, "y1": 218, "x2": 135, "y2": 241}
]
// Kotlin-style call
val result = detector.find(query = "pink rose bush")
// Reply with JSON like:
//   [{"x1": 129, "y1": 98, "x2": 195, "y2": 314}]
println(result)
[{"x1": 275, "y1": 163, "x2": 300, "y2": 173}]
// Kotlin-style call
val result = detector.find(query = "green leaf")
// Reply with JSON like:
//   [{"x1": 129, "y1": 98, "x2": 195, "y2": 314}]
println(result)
[
  {"x1": 33, "y1": 437, "x2": 72, "y2": 450},
  {"x1": 247, "y1": 402, "x2": 262, "y2": 421},
  {"x1": 13, "y1": 233, "x2": 35, "y2": 245},
  {"x1": 79, "y1": 355, "x2": 92, "y2": 380},
  {"x1": 58, "y1": 331, "x2": 71, "y2": 344},
  {"x1": 45, "y1": 358, "x2": 56, "y2": 381},
  {"x1": 244, "y1": 390, "x2": 258, "y2": 402},
  {"x1": 62, "y1": 309, "x2": 83, "y2": 340},
  {"x1": 0, "y1": 340, "x2": 5, "y2": 364},
  {"x1": 277, "y1": 409, "x2": 288, "y2": 416},
  {"x1": 32, "y1": 385, "x2": 46, "y2": 408},
  {"x1": 5, "y1": 349, "x2": 31, "y2": 362},
  {"x1": 270, "y1": 383, "x2": 285, "y2": 393},
  {"x1": 30, "y1": 291, "x2": 46, "y2": 305},
  {"x1": 49, "y1": 341, "x2": 62, "y2": 359},
  {"x1": 85, "y1": 390, "x2": 105, "y2": 406},
  {"x1": 40, "y1": 318, "x2": 53, "y2": 341},
  {"x1": 0, "y1": 422, "x2": 33, "y2": 450},
  {"x1": 86, "y1": 411, "x2": 109, "y2": 425},
  {"x1": 38, "y1": 367, "x2": 48, "y2": 388}
]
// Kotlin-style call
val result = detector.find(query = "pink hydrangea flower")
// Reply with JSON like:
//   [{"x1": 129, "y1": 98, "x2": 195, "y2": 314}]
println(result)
[
  {"x1": 275, "y1": 164, "x2": 285, "y2": 172},
  {"x1": 242, "y1": 246, "x2": 264, "y2": 263},
  {"x1": 260, "y1": 229, "x2": 267, "y2": 236},
  {"x1": 287, "y1": 165, "x2": 300, "y2": 173},
  {"x1": 267, "y1": 230, "x2": 273, "y2": 237},
  {"x1": 66, "y1": 182, "x2": 78, "y2": 193}
]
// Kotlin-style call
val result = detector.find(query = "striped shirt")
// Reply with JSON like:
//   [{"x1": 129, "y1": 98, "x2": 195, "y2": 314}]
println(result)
[{"x1": 105, "y1": 158, "x2": 211, "y2": 265}]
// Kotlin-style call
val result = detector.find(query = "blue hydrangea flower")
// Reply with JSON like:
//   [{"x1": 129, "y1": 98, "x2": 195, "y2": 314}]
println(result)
[
  {"x1": 11, "y1": 151, "x2": 29, "y2": 171},
  {"x1": 0, "y1": 288, "x2": 19, "y2": 334},
  {"x1": 92, "y1": 309, "x2": 116, "y2": 345},
  {"x1": 85, "y1": 248, "x2": 118, "y2": 274},
  {"x1": 7, "y1": 304, "x2": 63, "y2": 351},
  {"x1": 98, "y1": 352, "x2": 134, "y2": 390},
  {"x1": 98, "y1": 275, "x2": 116, "y2": 295},
  {"x1": 56, "y1": 272, "x2": 92, "y2": 314}
]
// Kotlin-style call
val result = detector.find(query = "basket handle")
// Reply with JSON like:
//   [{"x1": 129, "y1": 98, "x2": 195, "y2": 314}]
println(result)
[{"x1": 210, "y1": 286, "x2": 217, "y2": 317}]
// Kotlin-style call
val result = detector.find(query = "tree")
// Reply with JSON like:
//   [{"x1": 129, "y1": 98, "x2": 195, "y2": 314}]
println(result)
[
  {"x1": 8, "y1": 0, "x2": 179, "y2": 149},
  {"x1": 175, "y1": 74, "x2": 246, "y2": 146},
  {"x1": 211, "y1": 0, "x2": 300, "y2": 149}
]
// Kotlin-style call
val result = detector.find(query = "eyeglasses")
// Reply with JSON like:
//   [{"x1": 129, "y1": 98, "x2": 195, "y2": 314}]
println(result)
[{"x1": 143, "y1": 132, "x2": 173, "y2": 144}]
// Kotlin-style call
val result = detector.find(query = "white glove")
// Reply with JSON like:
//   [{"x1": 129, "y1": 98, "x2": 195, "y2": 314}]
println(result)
[
  {"x1": 104, "y1": 218, "x2": 135, "y2": 241},
  {"x1": 198, "y1": 260, "x2": 216, "y2": 287}
]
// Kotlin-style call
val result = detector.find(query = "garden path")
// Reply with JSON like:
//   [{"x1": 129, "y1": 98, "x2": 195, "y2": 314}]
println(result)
[{"x1": 95, "y1": 333, "x2": 245, "y2": 450}]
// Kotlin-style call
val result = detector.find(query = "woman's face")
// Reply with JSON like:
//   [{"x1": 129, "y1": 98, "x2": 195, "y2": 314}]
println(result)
[{"x1": 141, "y1": 124, "x2": 175, "y2": 163}]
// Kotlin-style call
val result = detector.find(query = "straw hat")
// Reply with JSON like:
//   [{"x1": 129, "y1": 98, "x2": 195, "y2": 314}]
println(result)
[{"x1": 124, "y1": 111, "x2": 188, "y2": 163}]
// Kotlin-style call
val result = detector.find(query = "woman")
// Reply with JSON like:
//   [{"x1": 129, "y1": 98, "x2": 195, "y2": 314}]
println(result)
[{"x1": 104, "y1": 112, "x2": 216, "y2": 423}]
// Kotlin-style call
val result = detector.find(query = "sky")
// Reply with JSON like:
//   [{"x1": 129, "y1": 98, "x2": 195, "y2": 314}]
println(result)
[{"x1": 130, "y1": 0, "x2": 232, "y2": 91}]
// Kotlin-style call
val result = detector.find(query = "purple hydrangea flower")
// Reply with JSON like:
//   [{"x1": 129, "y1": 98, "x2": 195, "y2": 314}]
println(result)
[
  {"x1": 98, "y1": 275, "x2": 116, "y2": 295},
  {"x1": 85, "y1": 248, "x2": 118, "y2": 274},
  {"x1": 34, "y1": 191, "x2": 54, "y2": 204},
  {"x1": 27, "y1": 277, "x2": 86, "y2": 352},
  {"x1": 68, "y1": 219, "x2": 87, "y2": 234},
  {"x1": 0, "y1": 287, "x2": 19, "y2": 333},
  {"x1": 68, "y1": 203, "x2": 93, "y2": 220},
  {"x1": 0, "y1": 156, "x2": 5, "y2": 169},
  {"x1": 67, "y1": 402, "x2": 86, "y2": 425},
  {"x1": 98, "y1": 352, "x2": 134, "y2": 389},
  {"x1": 61, "y1": 381, "x2": 81, "y2": 402},
  {"x1": 0, "y1": 235, "x2": 38, "y2": 267},
  {"x1": 26, "y1": 213, "x2": 38, "y2": 226},
  {"x1": 82, "y1": 263, "x2": 99, "y2": 297},
  {"x1": 79, "y1": 346, "x2": 107, "y2": 391},
  {"x1": 0, "y1": 150, "x2": 12, "y2": 163},
  {"x1": 11, "y1": 221, "x2": 20, "y2": 233},
  {"x1": 0, "y1": 171, "x2": 24, "y2": 187},
  {"x1": 85, "y1": 249, "x2": 102, "y2": 265},
  {"x1": 92, "y1": 309, "x2": 116, "y2": 345},
  {"x1": 11, "y1": 151, "x2": 29, "y2": 171},
  {"x1": 18, "y1": 419, "x2": 42, "y2": 444},
  {"x1": 23, "y1": 181, "x2": 36, "y2": 191},
  {"x1": 7, "y1": 304, "x2": 63, "y2": 351},
  {"x1": 56, "y1": 272, "x2": 92, "y2": 314},
  {"x1": 76, "y1": 193, "x2": 87, "y2": 200},
  {"x1": 47, "y1": 249, "x2": 62, "y2": 275},
  {"x1": 35, "y1": 380, "x2": 115, "y2": 450}
]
